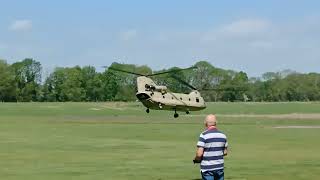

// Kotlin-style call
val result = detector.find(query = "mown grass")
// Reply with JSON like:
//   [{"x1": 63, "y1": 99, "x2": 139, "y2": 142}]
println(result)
[
  {"x1": 0, "y1": 102, "x2": 320, "y2": 180},
  {"x1": 2, "y1": 101, "x2": 320, "y2": 117}
]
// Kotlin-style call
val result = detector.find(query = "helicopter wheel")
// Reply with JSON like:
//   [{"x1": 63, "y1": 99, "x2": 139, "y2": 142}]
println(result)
[
  {"x1": 174, "y1": 109, "x2": 179, "y2": 118},
  {"x1": 146, "y1": 108, "x2": 150, "y2": 113},
  {"x1": 173, "y1": 109, "x2": 179, "y2": 118},
  {"x1": 174, "y1": 113, "x2": 179, "y2": 118},
  {"x1": 186, "y1": 111, "x2": 190, "y2": 114}
]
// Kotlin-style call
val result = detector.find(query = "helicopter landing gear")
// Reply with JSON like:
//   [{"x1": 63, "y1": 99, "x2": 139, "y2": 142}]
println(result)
[
  {"x1": 186, "y1": 111, "x2": 190, "y2": 114},
  {"x1": 174, "y1": 113, "x2": 179, "y2": 118},
  {"x1": 174, "y1": 109, "x2": 179, "y2": 118},
  {"x1": 146, "y1": 108, "x2": 150, "y2": 113}
]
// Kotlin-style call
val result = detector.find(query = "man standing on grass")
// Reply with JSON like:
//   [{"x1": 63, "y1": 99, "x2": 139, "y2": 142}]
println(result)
[{"x1": 193, "y1": 114, "x2": 228, "y2": 180}]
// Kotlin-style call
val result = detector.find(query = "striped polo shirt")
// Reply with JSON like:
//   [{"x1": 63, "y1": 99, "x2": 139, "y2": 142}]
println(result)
[{"x1": 197, "y1": 127, "x2": 228, "y2": 172}]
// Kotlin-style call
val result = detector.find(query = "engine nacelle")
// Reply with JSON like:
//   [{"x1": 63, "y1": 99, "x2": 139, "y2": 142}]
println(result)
[
  {"x1": 154, "y1": 86, "x2": 167, "y2": 91},
  {"x1": 145, "y1": 84, "x2": 167, "y2": 93}
]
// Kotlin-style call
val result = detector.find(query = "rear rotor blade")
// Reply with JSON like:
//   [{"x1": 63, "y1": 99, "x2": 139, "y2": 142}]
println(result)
[{"x1": 201, "y1": 85, "x2": 248, "y2": 92}]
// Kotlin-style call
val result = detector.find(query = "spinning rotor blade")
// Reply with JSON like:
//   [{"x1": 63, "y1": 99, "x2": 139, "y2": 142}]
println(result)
[
  {"x1": 170, "y1": 74, "x2": 198, "y2": 90},
  {"x1": 147, "y1": 66, "x2": 197, "y2": 77},
  {"x1": 106, "y1": 65, "x2": 197, "y2": 77},
  {"x1": 108, "y1": 67, "x2": 145, "y2": 76},
  {"x1": 202, "y1": 85, "x2": 248, "y2": 92}
]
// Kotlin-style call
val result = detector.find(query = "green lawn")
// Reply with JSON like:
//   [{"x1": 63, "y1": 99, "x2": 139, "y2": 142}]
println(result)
[{"x1": 0, "y1": 102, "x2": 320, "y2": 180}]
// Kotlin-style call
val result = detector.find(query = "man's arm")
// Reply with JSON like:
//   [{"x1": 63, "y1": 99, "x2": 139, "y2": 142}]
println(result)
[
  {"x1": 194, "y1": 147, "x2": 204, "y2": 161},
  {"x1": 194, "y1": 133, "x2": 205, "y2": 163},
  {"x1": 194, "y1": 147, "x2": 204, "y2": 162}
]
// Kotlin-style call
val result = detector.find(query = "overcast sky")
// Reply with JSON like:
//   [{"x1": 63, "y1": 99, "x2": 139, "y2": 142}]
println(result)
[{"x1": 0, "y1": 0, "x2": 319, "y2": 77}]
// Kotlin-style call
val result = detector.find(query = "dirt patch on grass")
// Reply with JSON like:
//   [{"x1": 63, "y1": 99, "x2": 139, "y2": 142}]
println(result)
[
  {"x1": 273, "y1": 126, "x2": 320, "y2": 129},
  {"x1": 89, "y1": 108, "x2": 101, "y2": 111}
]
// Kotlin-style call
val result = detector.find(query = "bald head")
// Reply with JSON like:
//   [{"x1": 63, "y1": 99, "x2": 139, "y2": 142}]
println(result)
[{"x1": 205, "y1": 114, "x2": 217, "y2": 127}]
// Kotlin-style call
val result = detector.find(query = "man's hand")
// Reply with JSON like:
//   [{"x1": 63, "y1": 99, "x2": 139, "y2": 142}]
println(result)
[
  {"x1": 193, "y1": 159, "x2": 201, "y2": 164},
  {"x1": 224, "y1": 148, "x2": 228, "y2": 156}
]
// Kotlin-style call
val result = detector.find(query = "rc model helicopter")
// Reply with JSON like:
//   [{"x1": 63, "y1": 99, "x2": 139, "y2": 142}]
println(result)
[{"x1": 108, "y1": 66, "x2": 207, "y2": 118}]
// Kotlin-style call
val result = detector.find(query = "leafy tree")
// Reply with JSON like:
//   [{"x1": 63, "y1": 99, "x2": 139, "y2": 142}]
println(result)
[
  {"x1": 101, "y1": 70, "x2": 119, "y2": 101},
  {"x1": 59, "y1": 67, "x2": 86, "y2": 101},
  {"x1": 11, "y1": 58, "x2": 42, "y2": 102},
  {"x1": 81, "y1": 66, "x2": 103, "y2": 101},
  {"x1": 0, "y1": 60, "x2": 16, "y2": 101},
  {"x1": 43, "y1": 67, "x2": 85, "y2": 101}
]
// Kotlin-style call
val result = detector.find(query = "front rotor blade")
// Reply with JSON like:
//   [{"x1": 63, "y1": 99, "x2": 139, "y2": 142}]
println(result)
[
  {"x1": 171, "y1": 74, "x2": 198, "y2": 90},
  {"x1": 147, "y1": 66, "x2": 197, "y2": 77},
  {"x1": 108, "y1": 67, "x2": 145, "y2": 76}
]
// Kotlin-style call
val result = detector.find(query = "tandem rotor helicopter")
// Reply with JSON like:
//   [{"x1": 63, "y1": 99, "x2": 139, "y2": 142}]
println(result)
[
  {"x1": 106, "y1": 65, "x2": 240, "y2": 118},
  {"x1": 108, "y1": 66, "x2": 204, "y2": 118}
]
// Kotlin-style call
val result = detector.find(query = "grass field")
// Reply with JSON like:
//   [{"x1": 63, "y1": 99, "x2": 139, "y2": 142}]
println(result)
[{"x1": 1, "y1": 102, "x2": 320, "y2": 180}]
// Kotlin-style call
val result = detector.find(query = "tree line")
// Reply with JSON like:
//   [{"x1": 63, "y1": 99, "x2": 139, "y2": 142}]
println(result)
[{"x1": 0, "y1": 58, "x2": 319, "y2": 102}]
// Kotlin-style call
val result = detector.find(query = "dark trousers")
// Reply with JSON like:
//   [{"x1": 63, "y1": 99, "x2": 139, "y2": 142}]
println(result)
[{"x1": 201, "y1": 169, "x2": 224, "y2": 180}]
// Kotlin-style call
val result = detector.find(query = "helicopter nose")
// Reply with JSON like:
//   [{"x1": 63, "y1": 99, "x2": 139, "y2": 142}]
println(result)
[{"x1": 136, "y1": 93, "x2": 151, "y2": 100}]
